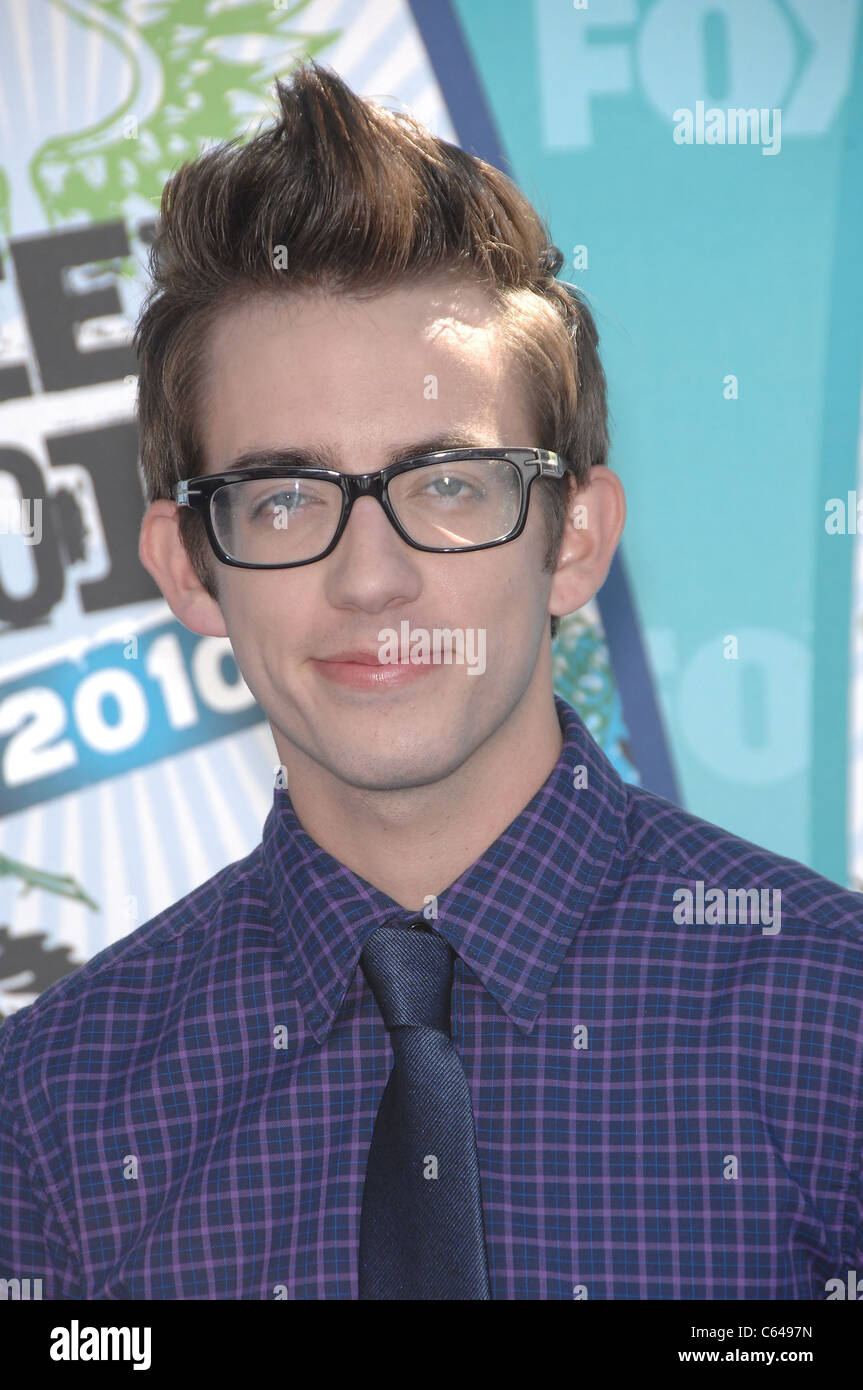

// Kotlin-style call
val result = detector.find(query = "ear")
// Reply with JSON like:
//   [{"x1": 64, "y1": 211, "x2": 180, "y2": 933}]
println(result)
[
  {"x1": 139, "y1": 500, "x2": 227, "y2": 637},
  {"x1": 547, "y1": 467, "x2": 626, "y2": 621}
]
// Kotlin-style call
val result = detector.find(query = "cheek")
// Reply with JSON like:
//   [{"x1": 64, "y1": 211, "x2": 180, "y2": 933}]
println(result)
[
  {"x1": 447, "y1": 535, "x2": 536, "y2": 607},
  {"x1": 488, "y1": 533, "x2": 546, "y2": 606},
  {"x1": 217, "y1": 578, "x2": 286, "y2": 668},
  {"x1": 449, "y1": 556, "x2": 540, "y2": 656}
]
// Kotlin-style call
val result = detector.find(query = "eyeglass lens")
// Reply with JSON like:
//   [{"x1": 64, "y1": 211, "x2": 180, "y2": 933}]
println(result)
[{"x1": 209, "y1": 457, "x2": 523, "y2": 564}]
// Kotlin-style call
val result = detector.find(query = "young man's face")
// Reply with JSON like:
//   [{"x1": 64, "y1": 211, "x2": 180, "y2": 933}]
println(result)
[{"x1": 146, "y1": 276, "x2": 596, "y2": 794}]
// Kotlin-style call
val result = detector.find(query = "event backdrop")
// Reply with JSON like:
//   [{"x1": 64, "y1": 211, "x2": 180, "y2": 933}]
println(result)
[{"x1": 0, "y1": 0, "x2": 861, "y2": 1018}]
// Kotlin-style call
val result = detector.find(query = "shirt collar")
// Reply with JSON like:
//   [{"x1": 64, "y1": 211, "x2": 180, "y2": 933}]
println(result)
[{"x1": 262, "y1": 694, "x2": 627, "y2": 1043}]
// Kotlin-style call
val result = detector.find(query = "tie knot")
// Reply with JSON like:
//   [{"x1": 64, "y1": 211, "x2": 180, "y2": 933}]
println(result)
[{"x1": 359, "y1": 924, "x2": 454, "y2": 1034}]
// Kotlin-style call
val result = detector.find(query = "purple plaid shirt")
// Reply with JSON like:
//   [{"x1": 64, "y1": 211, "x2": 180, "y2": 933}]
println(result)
[{"x1": 2, "y1": 694, "x2": 862, "y2": 1299}]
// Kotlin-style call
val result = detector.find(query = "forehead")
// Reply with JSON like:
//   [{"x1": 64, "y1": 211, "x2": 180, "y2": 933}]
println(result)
[
  {"x1": 196, "y1": 277, "x2": 533, "y2": 471},
  {"x1": 203, "y1": 277, "x2": 507, "y2": 381}
]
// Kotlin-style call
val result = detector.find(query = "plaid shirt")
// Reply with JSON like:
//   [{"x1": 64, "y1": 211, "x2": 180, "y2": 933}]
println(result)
[{"x1": 2, "y1": 694, "x2": 862, "y2": 1299}]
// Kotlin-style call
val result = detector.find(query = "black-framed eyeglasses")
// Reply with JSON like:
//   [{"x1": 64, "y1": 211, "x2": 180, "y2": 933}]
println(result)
[{"x1": 173, "y1": 447, "x2": 568, "y2": 569}]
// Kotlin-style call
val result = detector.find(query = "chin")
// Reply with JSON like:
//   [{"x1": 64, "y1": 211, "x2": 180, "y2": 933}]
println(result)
[{"x1": 333, "y1": 740, "x2": 465, "y2": 791}]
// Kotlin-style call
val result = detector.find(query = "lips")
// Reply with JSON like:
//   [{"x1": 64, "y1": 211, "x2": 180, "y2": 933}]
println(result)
[
  {"x1": 310, "y1": 646, "x2": 436, "y2": 688},
  {"x1": 318, "y1": 650, "x2": 386, "y2": 664}
]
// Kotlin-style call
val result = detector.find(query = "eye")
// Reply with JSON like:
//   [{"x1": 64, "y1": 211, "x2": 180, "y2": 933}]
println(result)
[
  {"x1": 251, "y1": 490, "x2": 299, "y2": 516},
  {"x1": 248, "y1": 487, "x2": 326, "y2": 520},
  {"x1": 417, "y1": 473, "x2": 484, "y2": 502}
]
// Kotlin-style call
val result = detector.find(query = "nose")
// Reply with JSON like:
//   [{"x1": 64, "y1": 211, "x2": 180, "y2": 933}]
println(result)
[
  {"x1": 337, "y1": 491, "x2": 404, "y2": 549},
  {"x1": 322, "y1": 492, "x2": 422, "y2": 611}
]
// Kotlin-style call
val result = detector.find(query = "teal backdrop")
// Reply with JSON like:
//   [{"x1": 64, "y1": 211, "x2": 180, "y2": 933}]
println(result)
[{"x1": 451, "y1": 0, "x2": 863, "y2": 885}]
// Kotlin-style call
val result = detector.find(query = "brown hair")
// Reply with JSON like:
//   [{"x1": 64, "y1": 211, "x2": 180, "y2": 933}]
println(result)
[{"x1": 133, "y1": 60, "x2": 610, "y2": 640}]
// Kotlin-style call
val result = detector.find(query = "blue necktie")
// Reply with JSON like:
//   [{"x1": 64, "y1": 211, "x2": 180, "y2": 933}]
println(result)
[{"x1": 357, "y1": 921, "x2": 492, "y2": 1299}]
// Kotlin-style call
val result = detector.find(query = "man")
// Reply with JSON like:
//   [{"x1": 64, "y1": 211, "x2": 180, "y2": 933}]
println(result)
[{"x1": 1, "y1": 61, "x2": 861, "y2": 1301}]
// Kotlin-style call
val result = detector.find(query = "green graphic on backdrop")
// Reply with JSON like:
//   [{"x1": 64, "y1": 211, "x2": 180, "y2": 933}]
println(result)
[{"x1": 3, "y1": 0, "x2": 339, "y2": 238}]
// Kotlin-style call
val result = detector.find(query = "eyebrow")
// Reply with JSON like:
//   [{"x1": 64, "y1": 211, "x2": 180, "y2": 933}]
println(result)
[{"x1": 218, "y1": 434, "x2": 486, "y2": 473}]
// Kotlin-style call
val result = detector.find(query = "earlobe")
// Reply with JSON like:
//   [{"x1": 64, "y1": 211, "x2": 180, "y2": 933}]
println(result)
[
  {"x1": 171, "y1": 582, "x2": 228, "y2": 639},
  {"x1": 138, "y1": 501, "x2": 228, "y2": 638}
]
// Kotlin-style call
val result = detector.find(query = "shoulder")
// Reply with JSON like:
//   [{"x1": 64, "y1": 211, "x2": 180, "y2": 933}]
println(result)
[
  {"x1": 617, "y1": 779, "x2": 863, "y2": 947},
  {"x1": 0, "y1": 840, "x2": 268, "y2": 1084}
]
